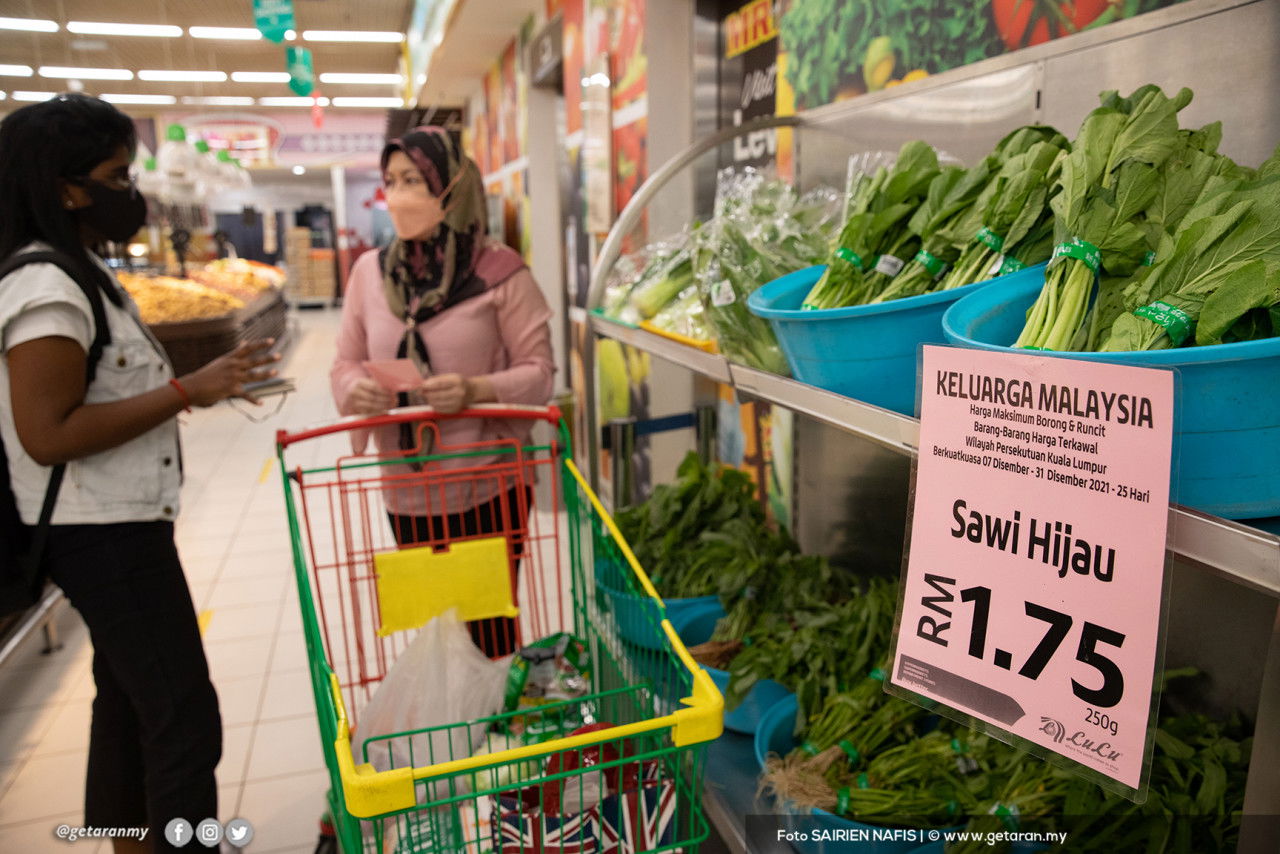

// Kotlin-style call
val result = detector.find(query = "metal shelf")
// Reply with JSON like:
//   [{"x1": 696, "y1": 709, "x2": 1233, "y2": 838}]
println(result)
[
  {"x1": 590, "y1": 320, "x2": 1280, "y2": 598},
  {"x1": 588, "y1": 313, "x2": 733, "y2": 384}
]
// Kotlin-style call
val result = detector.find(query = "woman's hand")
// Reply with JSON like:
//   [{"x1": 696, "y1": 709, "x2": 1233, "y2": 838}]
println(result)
[
  {"x1": 421, "y1": 373, "x2": 473, "y2": 414},
  {"x1": 345, "y1": 377, "x2": 396, "y2": 415},
  {"x1": 182, "y1": 338, "x2": 280, "y2": 407}
]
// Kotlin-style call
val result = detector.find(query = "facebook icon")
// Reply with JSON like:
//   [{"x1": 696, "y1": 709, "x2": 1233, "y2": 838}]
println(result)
[{"x1": 165, "y1": 818, "x2": 193, "y2": 848}]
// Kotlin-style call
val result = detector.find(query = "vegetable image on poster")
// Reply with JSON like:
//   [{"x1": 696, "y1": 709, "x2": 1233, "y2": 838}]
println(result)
[
  {"x1": 888, "y1": 344, "x2": 1175, "y2": 797},
  {"x1": 776, "y1": 0, "x2": 1186, "y2": 110}
]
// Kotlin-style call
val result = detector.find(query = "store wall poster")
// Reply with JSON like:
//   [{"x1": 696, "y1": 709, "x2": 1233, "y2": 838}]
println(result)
[
  {"x1": 563, "y1": 0, "x2": 586, "y2": 137},
  {"x1": 889, "y1": 345, "x2": 1174, "y2": 794},
  {"x1": 775, "y1": 0, "x2": 1186, "y2": 111},
  {"x1": 718, "y1": 0, "x2": 780, "y2": 172}
]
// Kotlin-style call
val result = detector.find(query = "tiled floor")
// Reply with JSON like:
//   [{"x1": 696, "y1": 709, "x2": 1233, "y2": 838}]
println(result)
[{"x1": 0, "y1": 309, "x2": 350, "y2": 853}]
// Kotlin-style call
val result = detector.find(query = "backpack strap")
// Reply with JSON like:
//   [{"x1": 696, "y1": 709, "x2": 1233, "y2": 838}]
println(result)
[{"x1": 0, "y1": 250, "x2": 113, "y2": 585}]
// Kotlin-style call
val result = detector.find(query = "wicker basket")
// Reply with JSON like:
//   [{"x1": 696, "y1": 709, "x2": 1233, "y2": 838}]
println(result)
[{"x1": 148, "y1": 289, "x2": 288, "y2": 375}]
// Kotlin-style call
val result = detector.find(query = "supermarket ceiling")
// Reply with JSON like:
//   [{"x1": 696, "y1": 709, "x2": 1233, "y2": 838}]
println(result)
[{"x1": 0, "y1": 0, "x2": 540, "y2": 114}]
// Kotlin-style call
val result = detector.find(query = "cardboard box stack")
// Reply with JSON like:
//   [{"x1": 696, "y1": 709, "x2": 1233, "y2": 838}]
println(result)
[{"x1": 284, "y1": 227, "x2": 333, "y2": 300}]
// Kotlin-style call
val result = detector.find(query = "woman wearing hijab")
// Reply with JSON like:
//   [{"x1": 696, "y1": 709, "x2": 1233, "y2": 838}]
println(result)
[{"x1": 331, "y1": 127, "x2": 554, "y2": 657}]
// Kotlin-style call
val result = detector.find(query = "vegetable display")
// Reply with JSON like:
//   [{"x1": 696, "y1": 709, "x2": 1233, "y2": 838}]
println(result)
[
  {"x1": 755, "y1": 587, "x2": 1254, "y2": 854},
  {"x1": 1011, "y1": 85, "x2": 1280, "y2": 352},
  {"x1": 1015, "y1": 86, "x2": 1194, "y2": 350},
  {"x1": 693, "y1": 172, "x2": 841, "y2": 373},
  {"x1": 803, "y1": 126, "x2": 1069, "y2": 310},
  {"x1": 801, "y1": 140, "x2": 941, "y2": 309}
]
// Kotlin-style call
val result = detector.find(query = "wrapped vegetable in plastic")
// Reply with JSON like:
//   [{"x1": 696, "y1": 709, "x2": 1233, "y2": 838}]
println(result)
[{"x1": 694, "y1": 169, "x2": 840, "y2": 373}]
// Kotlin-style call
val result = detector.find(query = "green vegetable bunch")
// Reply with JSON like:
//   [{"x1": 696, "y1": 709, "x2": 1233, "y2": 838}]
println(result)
[
  {"x1": 694, "y1": 172, "x2": 840, "y2": 372},
  {"x1": 803, "y1": 140, "x2": 942, "y2": 309},
  {"x1": 720, "y1": 576, "x2": 898, "y2": 724},
  {"x1": 602, "y1": 231, "x2": 696, "y2": 324},
  {"x1": 939, "y1": 133, "x2": 1071, "y2": 290},
  {"x1": 613, "y1": 452, "x2": 772, "y2": 601},
  {"x1": 1097, "y1": 144, "x2": 1280, "y2": 351},
  {"x1": 1015, "y1": 85, "x2": 1195, "y2": 350}
]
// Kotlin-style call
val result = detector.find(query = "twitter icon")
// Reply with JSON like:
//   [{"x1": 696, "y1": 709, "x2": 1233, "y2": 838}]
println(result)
[{"x1": 224, "y1": 819, "x2": 254, "y2": 849}]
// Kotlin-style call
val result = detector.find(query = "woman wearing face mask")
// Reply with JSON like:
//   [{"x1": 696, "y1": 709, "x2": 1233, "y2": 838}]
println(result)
[
  {"x1": 0, "y1": 94, "x2": 278, "y2": 853},
  {"x1": 331, "y1": 126, "x2": 554, "y2": 657}
]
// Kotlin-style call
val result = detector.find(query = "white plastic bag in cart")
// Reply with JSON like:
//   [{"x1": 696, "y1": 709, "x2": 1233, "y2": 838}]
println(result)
[{"x1": 356, "y1": 609, "x2": 508, "y2": 783}]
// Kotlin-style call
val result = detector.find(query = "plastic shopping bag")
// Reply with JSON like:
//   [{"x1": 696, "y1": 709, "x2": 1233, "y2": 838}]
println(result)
[{"x1": 356, "y1": 609, "x2": 508, "y2": 782}]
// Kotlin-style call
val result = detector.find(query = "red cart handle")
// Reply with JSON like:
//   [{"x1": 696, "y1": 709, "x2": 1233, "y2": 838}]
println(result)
[{"x1": 276, "y1": 403, "x2": 563, "y2": 449}]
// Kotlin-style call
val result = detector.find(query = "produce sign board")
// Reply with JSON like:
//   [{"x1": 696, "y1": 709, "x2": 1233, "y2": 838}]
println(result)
[{"x1": 888, "y1": 344, "x2": 1174, "y2": 794}]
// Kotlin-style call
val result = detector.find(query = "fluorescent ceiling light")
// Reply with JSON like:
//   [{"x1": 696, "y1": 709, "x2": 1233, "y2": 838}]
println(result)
[
  {"x1": 330, "y1": 97, "x2": 404, "y2": 108},
  {"x1": 292, "y1": 166, "x2": 306, "y2": 176},
  {"x1": 12, "y1": 91, "x2": 59, "y2": 102},
  {"x1": 67, "y1": 22, "x2": 182, "y2": 38},
  {"x1": 0, "y1": 92, "x2": 7, "y2": 101},
  {"x1": 232, "y1": 71, "x2": 291, "y2": 84},
  {"x1": 258, "y1": 96, "x2": 330, "y2": 107},
  {"x1": 181, "y1": 96, "x2": 255, "y2": 106},
  {"x1": 0, "y1": 65, "x2": 34, "y2": 77},
  {"x1": 302, "y1": 30, "x2": 402, "y2": 43},
  {"x1": 39, "y1": 66, "x2": 133, "y2": 81},
  {"x1": 100, "y1": 93, "x2": 177, "y2": 105},
  {"x1": 319, "y1": 73, "x2": 403, "y2": 85},
  {"x1": 139, "y1": 70, "x2": 227, "y2": 82},
  {"x1": 0, "y1": 17, "x2": 58, "y2": 33},
  {"x1": 188, "y1": 26, "x2": 261, "y2": 40}
]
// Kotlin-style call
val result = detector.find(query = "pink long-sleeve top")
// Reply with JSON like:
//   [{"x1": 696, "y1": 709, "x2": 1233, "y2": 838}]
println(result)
[{"x1": 331, "y1": 248, "x2": 555, "y2": 517}]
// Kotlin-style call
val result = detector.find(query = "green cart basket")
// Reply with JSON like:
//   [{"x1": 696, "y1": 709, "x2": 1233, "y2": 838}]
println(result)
[{"x1": 276, "y1": 404, "x2": 723, "y2": 853}]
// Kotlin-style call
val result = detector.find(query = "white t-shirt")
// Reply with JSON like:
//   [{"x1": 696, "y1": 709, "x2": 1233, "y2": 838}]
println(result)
[{"x1": 0, "y1": 245, "x2": 182, "y2": 524}]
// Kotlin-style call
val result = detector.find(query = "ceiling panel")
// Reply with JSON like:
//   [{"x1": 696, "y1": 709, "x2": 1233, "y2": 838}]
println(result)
[{"x1": 0, "y1": 0, "x2": 411, "y2": 112}]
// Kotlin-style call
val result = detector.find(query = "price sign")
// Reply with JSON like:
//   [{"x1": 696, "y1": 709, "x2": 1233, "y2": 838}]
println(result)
[{"x1": 889, "y1": 345, "x2": 1174, "y2": 792}]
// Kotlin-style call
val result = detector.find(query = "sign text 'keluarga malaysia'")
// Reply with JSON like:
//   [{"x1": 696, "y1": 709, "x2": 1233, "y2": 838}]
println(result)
[{"x1": 888, "y1": 345, "x2": 1175, "y2": 796}]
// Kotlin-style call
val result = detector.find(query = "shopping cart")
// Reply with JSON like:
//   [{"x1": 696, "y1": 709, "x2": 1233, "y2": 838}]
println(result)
[{"x1": 276, "y1": 405, "x2": 722, "y2": 853}]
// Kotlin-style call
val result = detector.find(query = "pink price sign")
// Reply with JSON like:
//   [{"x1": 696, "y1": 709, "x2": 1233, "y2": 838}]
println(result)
[{"x1": 889, "y1": 345, "x2": 1174, "y2": 791}]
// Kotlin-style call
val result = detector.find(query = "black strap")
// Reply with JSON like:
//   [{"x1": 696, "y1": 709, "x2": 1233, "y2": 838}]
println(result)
[{"x1": 0, "y1": 250, "x2": 112, "y2": 582}]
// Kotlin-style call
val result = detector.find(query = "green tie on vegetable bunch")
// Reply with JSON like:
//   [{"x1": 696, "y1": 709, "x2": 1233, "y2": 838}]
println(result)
[
  {"x1": 870, "y1": 125, "x2": 1067, "y2": 304},
  {"x1": 694, "y1": 174, "x2": 840, "y2": 372},
  {"x1": 938, "y1": 136, "x2": 1071, "y2": 291},
  {"x1": 801, "y1": 140, "x2": 941, "y2": 310},
  {"x1": 867, "y1": 162, "x2": 995, "y2": 304},
  {"x1": 1014, "y1": 86, "x2": 1195, "y2": 350},
  {"x1": 1094, "y1": 145, "x2": 1280, "y2": 352}
]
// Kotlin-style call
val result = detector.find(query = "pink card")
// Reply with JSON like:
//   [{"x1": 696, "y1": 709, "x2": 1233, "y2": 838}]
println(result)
[
  {"x1": 889, "y1": 345, "x2": 1174, "y2": 792},
  {"x1": 363, "y1": 359, "x2": 425, "y2": 393}
]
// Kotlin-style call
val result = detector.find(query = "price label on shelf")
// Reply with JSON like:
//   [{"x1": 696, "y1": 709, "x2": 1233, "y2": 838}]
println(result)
[{"x1": 888, "y1": 345, "x2": 1174, "y2": 792}]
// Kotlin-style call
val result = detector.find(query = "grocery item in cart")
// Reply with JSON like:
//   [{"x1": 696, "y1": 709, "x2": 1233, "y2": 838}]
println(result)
[
  {"x1": 501, "y1": 633, "x2": 591, "y2": 739},
  {"x1": 356, "y1": 610, "x2": 507, "y2": 778}
]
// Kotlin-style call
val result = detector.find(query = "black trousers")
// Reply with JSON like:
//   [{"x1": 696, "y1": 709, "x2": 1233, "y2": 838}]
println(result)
[
  {"x1": 45, "y1": 521, "x2": 221, "y2": 852},
  {"x1": 387, "y1": 486, "x2": 531, "y2": 658}
]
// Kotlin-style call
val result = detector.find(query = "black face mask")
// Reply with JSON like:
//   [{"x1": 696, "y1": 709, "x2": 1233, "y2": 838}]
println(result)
[{"x1": 76, "y1": 180, "x2": 148, "y2": 244}]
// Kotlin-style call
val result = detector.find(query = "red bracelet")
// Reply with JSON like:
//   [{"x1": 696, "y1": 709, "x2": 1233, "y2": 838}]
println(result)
[{"x1": 169, "y1": 378, "x2": 192, "y2": 413}]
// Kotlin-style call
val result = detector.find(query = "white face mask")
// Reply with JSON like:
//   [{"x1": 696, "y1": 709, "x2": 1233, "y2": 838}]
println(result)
[{"x1": 385, "y1": 160, "x2": 469, "y2": 241}]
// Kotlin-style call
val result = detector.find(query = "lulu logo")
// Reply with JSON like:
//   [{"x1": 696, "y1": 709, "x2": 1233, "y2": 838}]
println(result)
[{"x1": 725, "y1": 0, "x2": 778, "y2": 59}]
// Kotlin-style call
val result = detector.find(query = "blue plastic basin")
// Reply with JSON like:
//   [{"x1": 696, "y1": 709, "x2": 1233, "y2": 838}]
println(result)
[
  {"x1": 753, "y1": 695, "x2": 946, "y2": 854},
  {"x1": 672, "y1": 601, "x2": 793, "y2": 735},
  {"x1": 594, "y1": 556, "x2": 721, "y2": 650},
  {"x1": 941, "y1": 271, "x2": 1280, "y2": 519},
  {"x1": 747, "y1": 265, "x2": 1047, "y2": 415}
]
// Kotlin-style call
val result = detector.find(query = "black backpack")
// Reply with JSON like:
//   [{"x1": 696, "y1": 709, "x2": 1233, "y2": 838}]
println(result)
[{"x1": 1, "y1": 250, "x2": 111, "y2": 616}]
